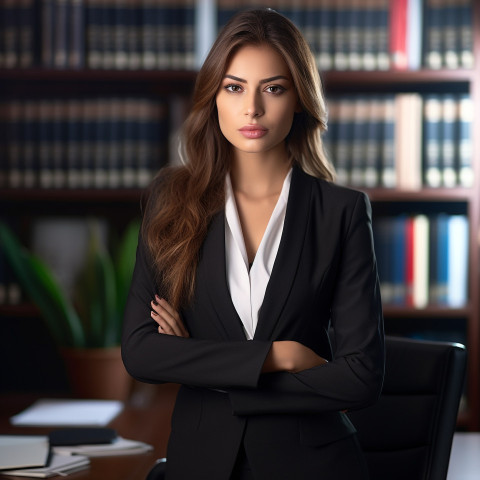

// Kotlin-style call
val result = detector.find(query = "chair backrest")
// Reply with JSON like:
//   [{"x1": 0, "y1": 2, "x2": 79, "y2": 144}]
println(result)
[{"x1": 348, "y1": 335, "x2": 467, "y2": 480}]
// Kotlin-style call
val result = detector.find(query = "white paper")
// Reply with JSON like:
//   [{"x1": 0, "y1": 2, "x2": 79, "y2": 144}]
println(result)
[
  {"x1": 10, "y1": 399, "x2": 123, "y2": 427},
  {"x1": 2, "y1": 454, "x2": 89, "y2": 478},
  {"x1": 53, "y1": 437, "x2": 153, "y2": 457}
]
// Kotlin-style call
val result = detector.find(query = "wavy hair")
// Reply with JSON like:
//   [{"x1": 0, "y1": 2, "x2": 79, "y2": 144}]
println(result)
[{"x1": 142, "y1": 8, "x2": 335, "y2": 309}]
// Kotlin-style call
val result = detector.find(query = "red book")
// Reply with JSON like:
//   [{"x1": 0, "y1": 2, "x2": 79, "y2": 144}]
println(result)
[
  {"x1": 405, "y1": 216, "x2": 415, "y2": 306},
  {"x1": 390, "y1": 0, "x2": 408, "y2": 69}
]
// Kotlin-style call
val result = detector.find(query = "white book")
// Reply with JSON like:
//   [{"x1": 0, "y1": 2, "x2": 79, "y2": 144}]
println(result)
[
  {"x1": 413, "y1": 215, "x2": 429, "y2": 308},
  {"x1": 0, "y1": 436, "x2": 49, "y2": 471},
  {"x1": 3, "y1": 454, "x2": 89, "y2": 478}
]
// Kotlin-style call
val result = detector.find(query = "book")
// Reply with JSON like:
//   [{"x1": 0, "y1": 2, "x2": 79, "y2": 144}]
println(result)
[
  {"x1": 423, "y1": 94, "x2": 442, "y2": 188},
  {"x1": 412, "y1": 214, "x2": 429, "y2": 308},
  {"x1": 440, "y1": 94, "x2": 458, "y2": 187},
  {"x1": 11, "y1": 399, "x2": 123, "y2": 427},
  {"x1": 458, "y1": 94, "x2": 473, "y2": 188},
  {"x1": 424, "y1": 0, "x2": 443, "y2": 69},
  {"x1": 389, "y1": 0, "x2": 408, "y2": 69},
  {"x1": 406, "y1": 0, "x2": 422, "y2": 69},
  {"x1": 0, "y1": 435, "x2": 49, "y2": 471},
  {"x1": 447, "y1": 215, "x2": 468, "y2": 307}
]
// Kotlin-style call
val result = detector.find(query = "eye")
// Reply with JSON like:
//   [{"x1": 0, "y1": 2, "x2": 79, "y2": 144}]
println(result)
[
  {"x1": 224, "y1": 84, "x2": 243, "y2": 93},
  {"x1": 265, "y1": 85, "x2": 286, "y2": 95}
]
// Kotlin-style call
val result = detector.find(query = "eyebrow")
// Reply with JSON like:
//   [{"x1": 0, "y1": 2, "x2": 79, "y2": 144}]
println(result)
[{"x1": 224, "y1": 74, "x2": 290, "y2": 84}]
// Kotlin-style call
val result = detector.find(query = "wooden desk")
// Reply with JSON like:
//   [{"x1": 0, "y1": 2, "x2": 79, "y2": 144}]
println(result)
[{"x1": 0, "y1": 383, "x2": 179, "y2": 480}]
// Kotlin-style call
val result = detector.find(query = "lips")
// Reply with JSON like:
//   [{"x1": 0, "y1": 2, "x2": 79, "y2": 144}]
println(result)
[{"x1": 238, "y1": 125, "x2": 268, "y2": 139}]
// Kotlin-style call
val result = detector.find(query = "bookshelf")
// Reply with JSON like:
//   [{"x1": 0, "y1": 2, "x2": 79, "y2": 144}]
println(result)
[{"x1": 0, "y1": 0, "x2": 479, "y2": 430}]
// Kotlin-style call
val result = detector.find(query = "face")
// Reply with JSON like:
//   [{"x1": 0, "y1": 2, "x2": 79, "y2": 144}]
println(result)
[{"x1": 215, "y1": 44, "x2": 299, "y2": 162}]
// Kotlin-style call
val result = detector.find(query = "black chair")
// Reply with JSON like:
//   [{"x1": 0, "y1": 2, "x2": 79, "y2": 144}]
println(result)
[{"x1": 348, "y1": 335, "x2": 467, "y2": 480}]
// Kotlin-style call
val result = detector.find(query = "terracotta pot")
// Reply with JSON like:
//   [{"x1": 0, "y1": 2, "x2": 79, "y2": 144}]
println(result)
[{"x1": 61, "y1": 346, "x2": 132, "y2": 401}]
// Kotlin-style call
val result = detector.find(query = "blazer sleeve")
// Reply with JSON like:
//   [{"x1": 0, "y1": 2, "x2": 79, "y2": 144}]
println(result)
[
  {"x1": 228, "y1": 192, "x2": 385, "y2": 415},
  {"x1": 121, "y1": 236, "x2": 272, "y2": 389}
]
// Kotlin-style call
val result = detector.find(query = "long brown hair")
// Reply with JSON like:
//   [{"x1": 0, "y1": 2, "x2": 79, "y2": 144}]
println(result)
[{"x1": 142, "y1": 8, "x2": 335, "y2": 309}]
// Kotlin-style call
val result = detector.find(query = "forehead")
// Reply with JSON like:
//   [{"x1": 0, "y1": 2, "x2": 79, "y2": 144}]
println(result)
[{"x1": 225, "y1": 44, "x2": 291, "y2": 79}]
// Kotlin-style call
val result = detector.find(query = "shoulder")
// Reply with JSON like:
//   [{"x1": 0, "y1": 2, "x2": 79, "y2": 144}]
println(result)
[{"x1": 293, "y1": 165, "x2": 371, "y2": 214}]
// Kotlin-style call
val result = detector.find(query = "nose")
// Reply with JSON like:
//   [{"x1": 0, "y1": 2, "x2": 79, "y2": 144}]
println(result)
[{"x1": 244, "y1": 90, "x2": 264, "y2": 118}]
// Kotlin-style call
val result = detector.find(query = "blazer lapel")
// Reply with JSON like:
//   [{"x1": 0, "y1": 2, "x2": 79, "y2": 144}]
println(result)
[
  {"x1": 200, "y1": 211, "x2": 247, "y2": 340},
  {"x1": 254, "y1": 166, "x2": 313, "y2": 340}
]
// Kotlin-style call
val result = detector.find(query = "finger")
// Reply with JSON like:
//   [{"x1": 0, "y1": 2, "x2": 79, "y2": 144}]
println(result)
[
  {"x1": 154, "y1": 297, "x2": 189, "y2": 337},
  {"x1": 151, "y1": 308, "x2": 176, "y2": 335},
  {"x1": 151, "y1": 300, "x2": 188, "y2": 337}
]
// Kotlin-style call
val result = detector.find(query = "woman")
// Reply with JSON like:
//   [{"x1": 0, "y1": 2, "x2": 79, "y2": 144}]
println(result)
[{"x1": 122, "y1": 8, "x2": 384, "y2": 480}]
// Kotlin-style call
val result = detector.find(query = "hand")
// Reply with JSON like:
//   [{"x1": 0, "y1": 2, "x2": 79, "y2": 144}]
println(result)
[
  {"x1": 262, "y1": 341, "x2": 327, "y2": 373},
  {"x1": 151, "y1": 295, "x2": 189, "y2": 338}
]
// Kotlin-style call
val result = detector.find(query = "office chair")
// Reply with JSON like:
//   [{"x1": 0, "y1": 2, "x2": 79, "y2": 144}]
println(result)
[{"x1": 348, "y1": 335, "x2": 467, "y2": 480}]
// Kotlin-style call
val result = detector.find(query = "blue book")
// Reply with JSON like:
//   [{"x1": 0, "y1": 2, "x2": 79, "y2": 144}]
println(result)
[
  {"x1": 442, "y1": 1, "x2": 459, "y2": 69},
  {"x1": 350, "y1": 97, "x2": 369, "y2": 187},
  {"x1": 85, "y1": 0, "x2": 102, "y2": 68},
  {"x1": 106, "y1": 98, "x2": 122, "y2": 188},
  {"x1": 364, "y1": 97, "x2": 383, "y2": 188},
  {"x1": 183, "y1": 0, "x2": 195, "y2": 70},
  {"x1": 113, "y1": 0, "x2": 129, "y2": 69},
  {"x1": 7, "y1": 102, "x2": 23, "y2": 188},
  {"x1": 21, "y1": 101, "x2": 37, "y2": 188},
  {"x1": 51, "y1": 100, "x2": 67, "y2": 188},
  {"x1": 458, "y1": 0, "x2": 474, "y2": 69},
  {"x1": 317, "y1": 3, "x2": 334, "y2": 71},
  {"x1": 38, "y1": 100, "x2": 55, "y2": 188},
  {"x1": 141, "y1": 0, "x2": 156, "y2": 69},
  {"x1": 458, "y1": 94, "x2": 473, "y2": 188},
  {"x1": 422, "y1": 94, "x2": 442, "y2": 188},
  {"x1": 423, "y1": 0, "x2": 443, "y2": 69},
  {"x1": 333, "y1": 1, "x2": 349, "y2": 70},
  {"x1": 375, "y1": 0, "x2": 390, "y2": 70},
  {"x1": 447, "y1": 215, "x2": 469, "y2": 307},
  {"x1": 347, "y1": 0, "x2": 362, "y2": 70},
  {"x1": 435, "y1": 213, "x2": 449, "y2": 305},
  {"x1": 18, "y1": 0, "x2": 35, "y2": 68},
  {"x1": 440, "y1": 95, "x2": 458, "y2": 187},
  {"x1": 66, "y1": 100, "x2": 83, "y2": 188},
  {"x1": 380, "y1": 95, "x2": 396, "y2": 188},
  {"x1": 54, "y1": 0, "x2": 69, "y2": 68},
  {"x1": 362, "y1": 0, "x2": 377, "y2": 70},
  {"x1": 392, "y1": 215, "x2": 407, "y2": 305},
  {"x1": 69, "y1": 0, "x2": 84, "y2": 68},
  {"x1": 80, "y1": 99, "x2": 96, "y2": 188},
  {"x1": 428, "y1": 214, "x2": 438, "y2": 305}
]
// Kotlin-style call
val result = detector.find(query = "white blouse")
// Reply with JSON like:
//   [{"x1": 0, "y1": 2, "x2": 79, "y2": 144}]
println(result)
[{"x1": 224, "y1": 169, "x2": 292, "y2": 339}]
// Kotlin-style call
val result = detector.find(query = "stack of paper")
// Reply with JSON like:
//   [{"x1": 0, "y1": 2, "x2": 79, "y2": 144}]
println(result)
[
  {"x1": 53, "y1": 437, "x2": 153, "y2": 457},
  {"x1": 2, "y1": 454, "x2": 89, "y2": 478}
]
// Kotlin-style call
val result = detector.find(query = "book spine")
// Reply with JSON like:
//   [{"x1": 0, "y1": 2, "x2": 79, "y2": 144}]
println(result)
[
  {"x1": 80, "y1": 100, "x2": 96, "y2": 188},
  {"x1": 93, "y1": 98, "x2": 109, "y2": 187},
  {"x1": 375, "y1": 0, "x2": 390, "y2": 69},
  {"x1": 435, "y1": 213, "x2": 449, "y2": 305},
  {"x1": 442, "y1": 0, "x2": 459, "y2": 68},
  {"x1": 141, "y1": 0, "x2": 156, "y2": 69},
  {"x1": 447, "y1": 215, "x2": 469, "y2": 307},
  {"x1": 122, "y1": 98, "x2": 137, "y2": 187},
  {"x1": 424, "y1": 0, "x2": 443, "y2": 69},
  {"x1": 380, "y1": 95, "x2": 396, "y2": 188},
  {"x1": 404, "y1": 215, "x2": 414, "y2": 306},
  {"x1": 458, "y1": 0, "x2": 474, "y2": 68},
  {"x1": 350, "y1": 97, "x2": 369, "y2": 187},
  {"x1": 347, "y1": 0, "x2": 363, "y2": 70},
  {"x1": 458, "y1": 94, "x2": 473, "y2": 188},
  {"x1": 392, "y1": 215, "x2": 407, "y2": 304},
  {"x1": 114, "y1": 0, "x2": 129, "y2": 69},
  {"x1": 0, "y1": 102, "x2": 7, "y2": 188},
  {"x1": 389, "y1": 0, "x2": 408, "y2": 69},
  {"x1": 101, "y1": 0, "x2": 115, "y2": 69},
  {"x1": 7, "y1": 101, "x2": 23, "y2": 188},
  {"x1": 69, "y1": 0, "x2": 85, "y2": 68},
  {"x1": 422, "y1": 94, "x2": 442, "y2": 188},
  {"x1": 4, "y1": 0, "x2": 19, "y2": 68},
  {"x1": 440, "y1": 94, "x2": 458, "y2": 187},
  {"x1": 334, "y1": 97, "x2": 354, "y2": 185},
  {"x1": 52, "y1": 100, "x2": 67, "y2": 187},
  {"x1": 66, "y1": 99, "x2": 83, "y2": 188},
  {"x1": 86, "y1": 0, "x2": 103, "y2": 68},
  {"x1": 316, "y1": 0, "x2": 334, "y2": 71},
  {"x1": 406, "y1": 0, "x2": 422, "y2": 69},
  {"x1": 333, "y1": 0, "x2": 349, "y2": 70},
  {"x1": 364, "y1": 97, "x2": 382, "y2": 187},
  {"x1": 21, "y1": 101, "x2": 37, "y2": 188},
  {"x1": 18, "y1": 0, "x2": 35, "y2": 68},
  {"x1": 38, "y1": 100, "x2": 54, "y2": 188},
  {"x1": 126, "y1": 0, "x2": 141, "y2": 70},
  {"x1": 413, "y1": 214, "x2": 429, "y2": 308},
  {"x1": 106, "y1": 98, "x2": 122, "y2": 188},
  {"x1": 54, "y1": 0, "x2": 69, "y2": 68},
  {"x1": 155, "y1": 1, "x2": 169, "y2": 69},
  {"x1": 41, "y1": 0, "x2": 55, "y2": 67},
  {"x1": 362, "y1": 0, "x2": 377, "y2": 70}
]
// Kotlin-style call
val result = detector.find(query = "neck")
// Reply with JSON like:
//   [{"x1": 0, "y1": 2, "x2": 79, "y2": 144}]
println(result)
[{"x1": 230, "y1": 149, "x2": 291, "y2": 198}]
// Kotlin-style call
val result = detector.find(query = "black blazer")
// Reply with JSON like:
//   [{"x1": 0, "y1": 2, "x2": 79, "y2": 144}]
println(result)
[{"x1": 122, "y1": 166, "x2": 385, "y2": 479}]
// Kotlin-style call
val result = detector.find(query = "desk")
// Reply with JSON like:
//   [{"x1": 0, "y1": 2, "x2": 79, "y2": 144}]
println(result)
[{"x1": 0, "y1": 383, "x2": 179, "y2": 480}]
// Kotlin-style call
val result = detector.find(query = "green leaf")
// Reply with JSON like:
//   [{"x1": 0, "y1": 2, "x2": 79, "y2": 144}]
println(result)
[{"x1": 0, "y1": 222, "x2": 85, "y2": 348}]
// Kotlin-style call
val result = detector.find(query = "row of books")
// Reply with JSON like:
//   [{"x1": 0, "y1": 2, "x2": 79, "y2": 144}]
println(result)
[
  {"x1": 373, "y1": 213, "x2": 469, "y2": 308},
  {"x1": 0, "y1": 0, "x2": 474, "y2": 71},
  {"x1": 0, "y1": 0, "x2": 196, "y2": 70},
  {"x1": 0, "y1": 97, "x2": 169, "y2": 190},
  {"x1": 324, "y1": 93, "x2": 473, "y2": 190},
  {"x1": 218, "y1": 0, "x2": 474, "y2": 71}
]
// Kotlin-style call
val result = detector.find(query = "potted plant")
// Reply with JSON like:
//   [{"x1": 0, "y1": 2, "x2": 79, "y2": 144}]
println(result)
[{"x1": 0, "y1": 219, "x2": 140, "y2": 400}]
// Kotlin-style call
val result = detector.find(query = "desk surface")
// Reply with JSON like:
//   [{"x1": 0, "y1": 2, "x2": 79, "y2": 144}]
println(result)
[{"x1": 0, "y1": 383, "x2": 179, "y2": 480}]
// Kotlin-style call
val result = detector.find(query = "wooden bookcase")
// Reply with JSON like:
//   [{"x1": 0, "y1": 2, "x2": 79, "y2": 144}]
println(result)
[{"x1": 0, "y1": 2, "x2": 479, "y2": 430}]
